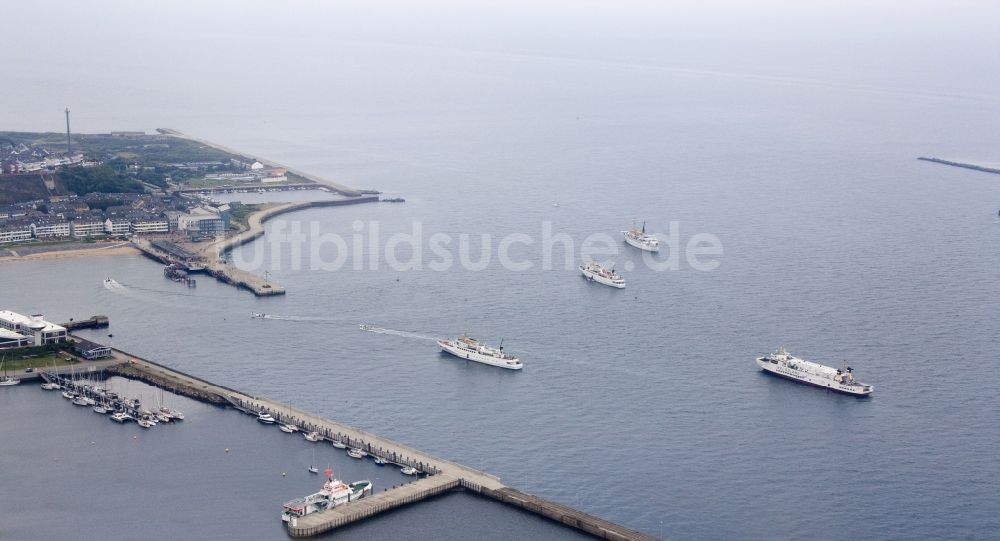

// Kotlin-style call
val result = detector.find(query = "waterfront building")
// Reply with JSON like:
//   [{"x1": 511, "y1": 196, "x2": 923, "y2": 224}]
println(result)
[
  {"x1": 131, "y1": 217, "x2": 170, "y2": 234},
  {"x1": 0, "y1": 222, "x2": 32, "y2": 244},
  {"x1": 0, "y1": 310, "x2": 67, "y2": 346},
  {"x1": 177, "y1": 206, "x2": 228, "y2": 234},
  {"x1": 72, "y1": 338, "x2": 112, "y2": 359},
  {"x1": 104, "y1": 218, "x2": 131, "y2": 236},
  {"x1": 30, "y1": 220, "x2": 72, "y2": 239},
  {"x1": 72, "y1": 219, "x2": 106, "y2": 238},
  {"x1": 0, "y1": 328, "x2": 33, "y2": 349}
]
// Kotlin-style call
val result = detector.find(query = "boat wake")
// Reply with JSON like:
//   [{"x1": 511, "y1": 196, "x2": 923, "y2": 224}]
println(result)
[
  {"x1": 103, "y1": 278, "x2": 125, "y2": 290},
  {"x1": 250, "y1": 313, "x2": 340, "y2": 322},
  {"x1": 358, "y1": 324, "x2": 438, "y2": 342}
]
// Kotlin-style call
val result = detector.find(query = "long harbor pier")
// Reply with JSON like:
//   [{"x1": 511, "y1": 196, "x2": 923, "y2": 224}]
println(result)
[
  {"x1": 92, "y1": 347, "x2": 658, "y2": 540},
  {"x1": 132, "y1": 196, "x2": 378, "y2": 297},
  {"x1": 917, "y1": 156, "x2": 1000, "y2": 176}
]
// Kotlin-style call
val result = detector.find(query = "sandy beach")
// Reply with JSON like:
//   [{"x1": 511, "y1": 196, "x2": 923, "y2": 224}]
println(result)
[{"x1": 0, "y1": 241, "x2": 140, "y2": 263}]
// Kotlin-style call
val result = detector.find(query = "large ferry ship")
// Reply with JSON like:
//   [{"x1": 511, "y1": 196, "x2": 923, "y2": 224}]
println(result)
[
  {"x1": 756, "y1": 346, "x2": 873, "y2": 396},
  {"x1": 438, "y1": 335, "x2": 523, "y2": 370},
  {"x1": 622, "y1": 221, "x2": 659, "y2": 252},
  {"x1": 579, "y1": 262, "x2": 626, "y2": 289},
  {"x1": 281, "y1": 467, "x2": 372, "y2": 524}
]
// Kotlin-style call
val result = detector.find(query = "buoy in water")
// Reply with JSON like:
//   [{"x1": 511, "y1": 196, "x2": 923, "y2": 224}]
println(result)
[
  {"x1": 225, "y1": 448, "x2": 230, "y2": 453},
  {"x1": 282, "y1": 472, "x2": 287, "y2": 477}
]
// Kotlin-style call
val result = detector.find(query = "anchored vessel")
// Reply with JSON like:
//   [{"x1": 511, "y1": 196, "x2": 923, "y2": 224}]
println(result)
[
  {"x1": 282, "y1": 467, "x2": 372, "y2": 523},
  {"x1": 438, "y1": 336, "x2": 523, "y2": 370},
  {"x1": 756, "y1": 346, "x2": 873, "y2": 396},
  {"x1": 622, "y1": 221, "x2": 659, "y2": 252},
  {"x1": 579, "y1": 262, "x2": 626, "y2": 289}
]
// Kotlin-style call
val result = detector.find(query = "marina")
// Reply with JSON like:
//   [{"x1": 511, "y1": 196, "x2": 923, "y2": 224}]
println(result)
[{"x1": 31, "y1": 343, "x2": 656, "y2": 540}]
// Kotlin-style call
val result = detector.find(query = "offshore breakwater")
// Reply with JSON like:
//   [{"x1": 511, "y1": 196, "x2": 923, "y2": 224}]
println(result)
[
  {"x1": 93, "y1": 346, "x2": 657, "y2": 540},
  {"x1": 917, "y1": 156, "x2": 1000, "y2": 176}
]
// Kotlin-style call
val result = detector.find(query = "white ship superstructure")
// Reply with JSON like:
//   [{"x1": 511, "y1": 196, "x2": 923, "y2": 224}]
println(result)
[
  {"x1": 622, "y1": 221, "x2": 659, "y2": 252},
  {"x1": 756, "y1": 346, "x2": 873, "y2": 396},
  {"x1": 282, "y1": 467, "x2": 372, "y2": 523},
  {"x1": 438, "y1": 335, "x2": 523, "y2": 370},
  {"x1": 579, "y1": 262, "x2": 626, "y2": 289}
]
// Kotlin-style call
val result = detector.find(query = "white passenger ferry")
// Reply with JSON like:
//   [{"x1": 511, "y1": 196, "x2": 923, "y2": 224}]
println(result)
[
  {"x1": 438, "y1": 336, "x2": 523, "y2": 370},
  {"x1": 579, "y1": 262, "x2": 626, "y2": 289},
  {"x1": 756, "y1": 346, "x2": 873, "y2": 396},
  {"x1": 622, "y1": 221, "x2": 659, "y2": 252}
]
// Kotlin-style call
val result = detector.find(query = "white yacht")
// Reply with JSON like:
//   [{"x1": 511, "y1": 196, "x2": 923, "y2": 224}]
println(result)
[
  {"x1": 279, "y1": 423, "x2": 298, "y2": 433},
  {"x1": 110, "y1": 412, "x2": 132, "y2": 423},
  {"x1": 347, "y1": 448, "x2": 366, "y2": 459},
  {"x1": 257, "y1": 412, "x2": 277, "y2": 424},
  {"x1": 438, "y1": 336, "x2": 523, "y2": 370},
  {"x1": 622, "y1": 221, "x2": 659, "y2": 252},
  {"x1": 331, "y1": 440, "x2": 347, "y2": 449},
  {"x1": 400, "y1": 466, "x2": 419, "y2": 476},
  {"x1": 0, "y1": 356, "x2": 20, "y2": 386},
  {"x1": 756, "y1": 346, "x2": 874, "y2": 396},
  {"x1": 579, "y1": 262, "x2": 626, "y2": 289},
  {"x1": 303, "y1": 431, "x2": 322, "y2": 442}
]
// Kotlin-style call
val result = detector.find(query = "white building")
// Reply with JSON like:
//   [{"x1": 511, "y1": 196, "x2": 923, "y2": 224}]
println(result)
[
  {"x1": 0, "y1": 328, "x2": 33, "y2": 349},
  {"x1": 0, "y1": 310, "x2": 67, "y2": 346},
  {"x1": 104, "y1": 218, "x2": 131, "y2": 236},
  {"x1": 0, "y1": 224, "x2": 32, "y2": 244},
  {"x1": 131, "y1": 218, "x2": 169, "y2": 234},
  {"x1": 31, "y1": 221, "x2": 72, "y2": 238},
  {"x1": 250, "y1": 161, "x2": 265, "y2": 170},
  {"x1": 72, "y1": 220, "x2": 106, "y2": 237}
]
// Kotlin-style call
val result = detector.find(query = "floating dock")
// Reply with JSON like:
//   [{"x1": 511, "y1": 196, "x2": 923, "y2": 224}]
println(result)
[
  {"x1": 96, "y1": 348, "x2": 657, "y2": 540},
  {"x1": 61, "y1": 315, "x2": 109, "y2": 330}
]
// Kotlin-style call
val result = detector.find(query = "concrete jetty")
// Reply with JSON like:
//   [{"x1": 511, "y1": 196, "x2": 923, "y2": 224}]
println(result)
[
  {"x1": 132, "y1": 196, "x2": 378, "y2": 297},
  {"x1": 93, "y1": 349, "x2": 657, "y2": 540},
  {"x1": 157, "y1": 128, "x2": 363, "y2": 196},
  {"x1": 918, "y1": 156, "x2": 1000, "y2": 176},
  {"x1": 287, "y1": 475, "x2": 461, "y2": 535}
]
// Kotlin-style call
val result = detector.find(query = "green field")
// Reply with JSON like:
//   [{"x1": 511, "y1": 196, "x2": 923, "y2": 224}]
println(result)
[{"x1": 0, "y1": 352, "x2": 77, "y2": 373}]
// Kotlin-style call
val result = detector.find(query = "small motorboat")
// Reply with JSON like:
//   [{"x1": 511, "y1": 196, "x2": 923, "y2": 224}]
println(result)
[
  {"x1": 372, "y1": 456, "x2": 387, "y2": 466},
  {"x1": 303, "y1": 431, "x2": 322, "y2": 442},
  {"x1": 347, "y1": 448, "x2": 366, "y2": 459},
  {"x1": 331, "y1": 440, "x2": 347, "y2": 449},
  {"x1": 155, "y1": 412, "x2": 172, "y2": 423},
  {"x1": 250, "y1": 312, "x2": 266, "y2": 319},
  {"x1": 92, "y1": 405, "x2": 108, "y2": 414},
  {"x1": 137, "y1": 418, "x2": 154, "y2": 428},
  {"x1": 62, "y1": 390, "x2": 77, "y2": 399},
  {"x1": 279, "y1": 423, "x2": 298, "y2": 433},
  {"x1": 308, "y1": 465, "x2": 319, "y2": 474},
  {"x1": 41, "y1": 382, "x2": 61, "y2": 390},
  {"x1": 257, "y1": 412, "x2": 276, "y2": 424},
  {"x1": 400, "y1": 466, "x2": 419, "y2": 476},
  {"x1": 72, "y1": 396, "x2": 89, "y2": 406}
]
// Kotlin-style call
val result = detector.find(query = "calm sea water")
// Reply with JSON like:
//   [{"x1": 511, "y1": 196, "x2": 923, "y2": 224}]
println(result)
[{"x1": 2, "y1": 1, "x2": 1000, "y2": 539}]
